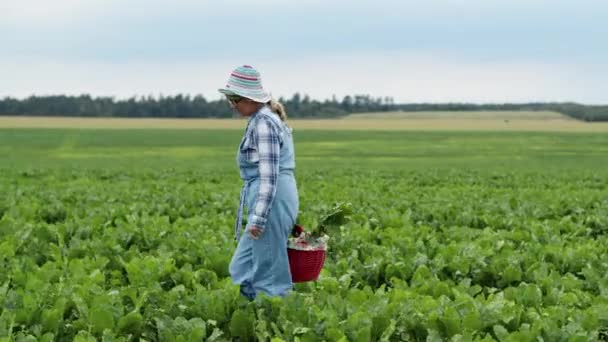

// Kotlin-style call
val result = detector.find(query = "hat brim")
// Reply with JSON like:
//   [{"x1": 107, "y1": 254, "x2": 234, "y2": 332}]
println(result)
[{"x1": 218, "y1": 88, "x2": 271, "y2": 103}]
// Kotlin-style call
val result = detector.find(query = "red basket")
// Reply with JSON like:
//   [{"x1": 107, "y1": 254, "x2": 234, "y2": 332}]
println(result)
[{"x1": 287, "y1": 224, "x2": 326, "y2": 282}]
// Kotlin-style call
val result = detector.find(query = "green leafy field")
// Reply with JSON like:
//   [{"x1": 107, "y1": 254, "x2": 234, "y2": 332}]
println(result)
[{"x1": 1, "y1": 129, "x2": 607, "y2": 341}]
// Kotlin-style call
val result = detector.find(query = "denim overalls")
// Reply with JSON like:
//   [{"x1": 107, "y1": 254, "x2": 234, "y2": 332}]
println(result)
[{"x1": 228, "y1": 106, "x2": 299, "y2": 300}]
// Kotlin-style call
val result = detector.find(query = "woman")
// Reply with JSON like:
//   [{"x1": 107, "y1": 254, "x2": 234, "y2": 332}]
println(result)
[{"x1": 219, "y1": 65, "x2": 299, "y2": 300}]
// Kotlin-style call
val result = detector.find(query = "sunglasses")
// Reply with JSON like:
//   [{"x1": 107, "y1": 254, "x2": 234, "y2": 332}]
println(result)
[{"x1": 226, "y1": 95, "x2": 243, "y2": 105}]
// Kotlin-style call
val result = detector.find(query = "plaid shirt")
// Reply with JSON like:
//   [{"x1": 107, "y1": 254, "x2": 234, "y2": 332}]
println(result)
[{"x1": 243, "y1": 111, "x2": 282, "y2": 230}]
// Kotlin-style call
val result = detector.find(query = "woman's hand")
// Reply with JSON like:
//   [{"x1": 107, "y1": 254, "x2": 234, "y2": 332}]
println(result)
[{"x1": 248, "y1": 226, "x2": 264, "y2": 239}]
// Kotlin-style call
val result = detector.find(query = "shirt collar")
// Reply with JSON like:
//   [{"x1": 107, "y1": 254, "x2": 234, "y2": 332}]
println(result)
[{"x1": 247, "y1": 104, "x2": 272, "y2": 123}]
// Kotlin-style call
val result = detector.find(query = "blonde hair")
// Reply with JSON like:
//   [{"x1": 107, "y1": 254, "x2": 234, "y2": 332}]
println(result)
[{"x1": 267, "y1": 98, "x2": 287, "y2": 121}]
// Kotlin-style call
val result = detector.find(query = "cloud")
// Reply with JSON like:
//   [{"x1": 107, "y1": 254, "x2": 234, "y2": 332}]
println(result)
[
  {"x1": 1, "y1": 0, "x2": 323, "y2": 27},
  {"x1": 2, "y1": 51, "x2": 605, "y2": 104},
  {"x1": 2, "y1": 0, "x2": 606, "y2": 64},
  {"x1": 1, "y1": 0, "x2": 105, "y2": 27},
  {"x1": 1, "y1": 0, "x2": 606, "y2": 103}
]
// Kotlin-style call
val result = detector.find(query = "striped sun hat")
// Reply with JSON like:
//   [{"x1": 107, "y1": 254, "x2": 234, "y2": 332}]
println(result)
[{"x1": 218, "y1": 65, "x2": 271, "y2": 103}]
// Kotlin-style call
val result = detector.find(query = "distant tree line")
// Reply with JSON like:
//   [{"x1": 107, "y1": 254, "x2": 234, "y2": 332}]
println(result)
[{"x1": 0, "y1": 94, "x2": 606, "y2": 121}]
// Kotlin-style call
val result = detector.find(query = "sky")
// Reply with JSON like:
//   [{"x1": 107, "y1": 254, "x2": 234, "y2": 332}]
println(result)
[{"x1": 1, "y1": 0, "x2": 607, "y2": 103}]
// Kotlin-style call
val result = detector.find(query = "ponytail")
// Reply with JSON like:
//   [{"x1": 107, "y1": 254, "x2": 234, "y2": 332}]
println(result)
[{"x1": 267, "y1": 98, "x2": 287, "y2": 121}]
